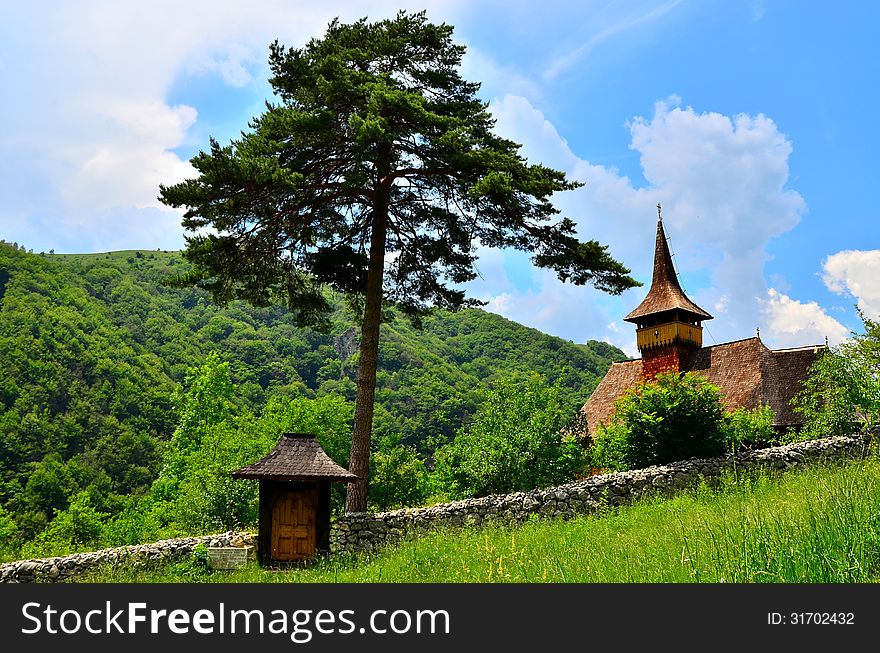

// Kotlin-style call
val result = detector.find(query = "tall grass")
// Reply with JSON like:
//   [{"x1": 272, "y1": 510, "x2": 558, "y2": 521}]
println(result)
[{"x1": 76, "y1": 456, "x2": 880, "y2": 583}]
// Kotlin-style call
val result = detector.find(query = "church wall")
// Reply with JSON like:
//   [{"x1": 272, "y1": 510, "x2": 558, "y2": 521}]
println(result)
[{"x1": 641, "y1": 343, "x2": 693, "y2": 379}]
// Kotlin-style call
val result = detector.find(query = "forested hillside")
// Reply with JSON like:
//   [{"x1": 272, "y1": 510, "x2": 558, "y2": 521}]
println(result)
[{"x1": 0, "y1": 242, "x2": 625, "y2": 547}]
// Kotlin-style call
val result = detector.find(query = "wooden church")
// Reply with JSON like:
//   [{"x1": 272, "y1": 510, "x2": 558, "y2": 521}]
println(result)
[{"x1": 581, "y1": 206, "x2": 825, "y2": 437}]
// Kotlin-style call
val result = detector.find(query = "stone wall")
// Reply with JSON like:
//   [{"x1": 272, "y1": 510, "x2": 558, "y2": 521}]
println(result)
[
  {"x1": 2, "y1": 431, "x2": 874, "y2": 580},
  {"x1": 331, "y1": 431, "x2": 875, "y2": 553},
  {"x1": 0, "y1": 531, "x2": 255, "y2": 583}
]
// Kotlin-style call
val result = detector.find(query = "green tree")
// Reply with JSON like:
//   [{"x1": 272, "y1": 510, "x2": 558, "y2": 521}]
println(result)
[
  {"x1": 793, "y1": 313, "x2": 880, "y2": 438},
  {"x1": 154, "y1": 352, "x2": 234, "y2": 500},
  {"x1": 592, "y1": 372, "x2": 728, "y2": 470},
  {"x1": 256, "y1": 393, "x2": 353, "y2": 465},
  {"x1": 158, "y1": 11, "x2": 638, "y2": 511},
  {"x1": 38, "y1": 490, "x2": 107, "y2": 550},
  {"x1": 722, "y1": 405, "x2": 776, "y2": 452},
  {"x1": 0, "y1": 504, "x2": 17, "y2": 554},
  {"x1": 368, "y1": 433, "x2": 429, "y2": 510},
  {"x1": 434, "y1": 373, "x2": 585, "y2": 498},
  {"x1": 173, "y1": 351, "x2": 234, "y2": 447}
]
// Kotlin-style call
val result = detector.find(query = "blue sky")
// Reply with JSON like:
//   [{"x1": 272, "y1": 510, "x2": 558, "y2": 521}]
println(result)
[{"x1": 1, "y1": 1, "x2": 878, "y2": 355}]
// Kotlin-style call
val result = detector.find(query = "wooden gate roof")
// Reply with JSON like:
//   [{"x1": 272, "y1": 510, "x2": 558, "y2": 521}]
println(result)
[{"x1": 231, "y1": 433, "x2": 357, "y2": 482}]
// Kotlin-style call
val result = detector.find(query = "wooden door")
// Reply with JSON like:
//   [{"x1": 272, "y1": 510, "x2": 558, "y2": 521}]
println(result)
[{"x1": 271, "y1": 489, "x2": 316, "y2": 561}]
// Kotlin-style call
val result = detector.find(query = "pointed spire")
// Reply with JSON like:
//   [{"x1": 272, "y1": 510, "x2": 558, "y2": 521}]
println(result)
[
  {"x1": 623, "y1": 208, "x2": 713, "y2": 324},
  {"x1": 652, "y1": 210, "x2": 679, "y2": 291}
]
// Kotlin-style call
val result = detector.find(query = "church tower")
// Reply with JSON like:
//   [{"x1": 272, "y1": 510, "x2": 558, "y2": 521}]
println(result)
[{"x1": 623, "y1": 205, "x2": 713, "y2": 379}]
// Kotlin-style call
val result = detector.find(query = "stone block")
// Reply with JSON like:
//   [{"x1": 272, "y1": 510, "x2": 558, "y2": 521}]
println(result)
[{"x1": 207, "y1": 546, "x2": 251, "y2": 570}]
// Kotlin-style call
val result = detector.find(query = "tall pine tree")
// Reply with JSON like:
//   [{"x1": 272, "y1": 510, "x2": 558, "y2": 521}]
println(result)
[{"x1": 159, "y1": 11, "x2": 638, "y2": 511}]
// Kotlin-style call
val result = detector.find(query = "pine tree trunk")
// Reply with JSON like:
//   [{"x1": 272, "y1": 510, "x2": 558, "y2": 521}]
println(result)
[{"x1": 345, "y1": 163, "x2": 390, "y2": 513}]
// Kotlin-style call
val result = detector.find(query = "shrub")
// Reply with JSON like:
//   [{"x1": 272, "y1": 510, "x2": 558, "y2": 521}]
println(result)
[
  {"x1": 102, "y1": 498, "x2": 163, "y2": 546},
  {"x1": 368, "y1": 434, "x2": 429, "y2": 510},
  {"x1": 590, "y1": 421, "x2": 630, "y2": 471},
  {"x1": 191, "y1": 542, "x2": 209, "y2": 567},
  {"x1": 168, "y1": 542, "x2": 212, "y2": 580},
  {"x1": 722, "y1": 405, "x2": 776, "y2": 452},
  {"x1": 791, "y1": 313, "x2": 880, "y2": 440},
  {"x1": 25, "y1": 490, "x2": 107, "y2": 555},
  {"x1": 0, "y1": 505, "x2": 18, "y2": 558},
  {"x1": 593, "y1": 372, "x2": 728, "y2": 470},
  {"x1": 433, "y1": 373, "x2": 586, "y2": 498}
]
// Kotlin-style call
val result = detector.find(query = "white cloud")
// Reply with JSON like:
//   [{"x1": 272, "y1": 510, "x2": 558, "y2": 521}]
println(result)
[
  {"x1": 463, "y1": 239, "x2": 627, "y2": 351},
  {"x1": 822, "y1": 250, "x2": 880, "y2": 320},
  {"x1": 629, "y1": 98, "x2": 805, "y2": 252},
  {"x1": 489, "y1": 95, "x2": 579, "y2": 172},
  {"x1": 472, "y1": 94, "x2": 825, "y2": 351},
  {"x1": 0, "y1": 1, "x2": 852, "y2": 356},
  {"x1": 189, "y1": 43, "x2": 262, "y2": 88},
  {"x1": 482, "y1": 267, "x2": 615, "y2": 345},
  {"x1": 0, "y1": 1, "x2": 469, "y2": 253},
  {"x1": 543, "y1": 0, "x2": 684, "y2": 80},
  {"x1": 65, "y1": 101, "x2": 198, "y2": 211},
  {"x1": 760, "y1": 288, "x2": 849, "y2": 347},
  {"x1": 751, "y1": 1, "x2": 767, "y2": 22},
  {"x1": 713, "y1": 294, "x2": 730, "y2": 315},
  {"x1": 460, "y1": 48, "x2": 541, "y2": 103}
]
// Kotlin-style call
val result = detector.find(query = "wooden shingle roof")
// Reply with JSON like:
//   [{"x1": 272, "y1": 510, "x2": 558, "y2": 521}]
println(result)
[
  {"x1": 624, "y1": 217, "x2": 713, "y2": 323},
  {"x1": 581, "y1": 337, "x2": 825, "y2": 436},
  {"x1": 231, "y1": 433, "x2": 357, "y2": 482},
  {"x1": 581, "y1": 359, "x2": 642, "y2": 435},
  {"x1": 764, "y1": 345, "x2": 825, "y2": 427}
]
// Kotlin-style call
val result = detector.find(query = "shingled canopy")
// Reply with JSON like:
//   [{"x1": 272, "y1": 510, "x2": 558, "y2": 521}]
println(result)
[
  {"x1": 231, "y1": 433, "x2": 356, "y2": 565},
  {"x1": 231, "y1": 433, "x2": 357, "y2": 482}
]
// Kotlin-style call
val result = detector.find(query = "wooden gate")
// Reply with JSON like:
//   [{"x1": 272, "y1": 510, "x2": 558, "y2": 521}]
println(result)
[{"x1": 270, "y1": 489, "x2": 316, "y2": 561}]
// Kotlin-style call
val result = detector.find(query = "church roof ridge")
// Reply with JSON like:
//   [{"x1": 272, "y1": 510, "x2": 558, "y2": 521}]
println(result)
[{"x1": 770, "y1": 343, "x2": 827, "y2": 353}]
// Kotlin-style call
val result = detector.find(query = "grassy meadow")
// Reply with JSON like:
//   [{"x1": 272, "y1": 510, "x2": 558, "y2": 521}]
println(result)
[{"x1": 74, "y1": 454, "x2": 880, "y2": 583}]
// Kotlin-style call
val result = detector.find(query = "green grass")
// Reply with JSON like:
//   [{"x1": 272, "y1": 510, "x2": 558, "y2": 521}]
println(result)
[{"x1": 74, "y1": 457, "x2": 880, "y2": 583}]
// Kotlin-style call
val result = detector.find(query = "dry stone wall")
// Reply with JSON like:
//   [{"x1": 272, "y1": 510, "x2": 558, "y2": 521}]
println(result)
[
  {"x1": 331, "y1": 431, "x2": 875, "y2": 553},
  {"x1": 0, "y1": 531, "x2": 255, "y2": 583},
  {"x1": 2, "y1": 432, "x2": 874, "y2": 581}
]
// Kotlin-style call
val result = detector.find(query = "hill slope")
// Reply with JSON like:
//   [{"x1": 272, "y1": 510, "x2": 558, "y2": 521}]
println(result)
[{"x1": 0, "y1": 243, "x2": 624, "y2": 535}]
